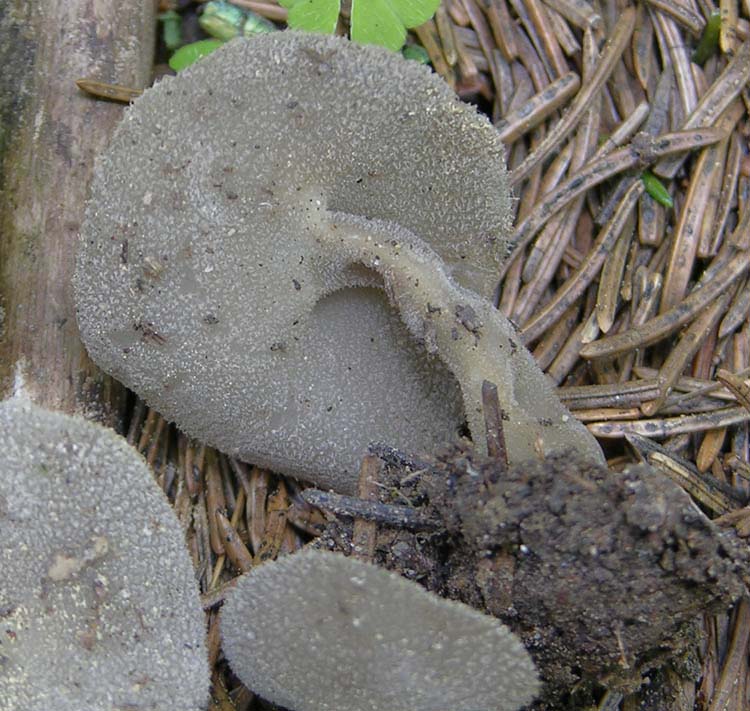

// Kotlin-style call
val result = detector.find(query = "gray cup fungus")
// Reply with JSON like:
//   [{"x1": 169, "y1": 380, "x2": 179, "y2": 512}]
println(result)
[
  {"x1": 221, "y1": 548, "x2": 539, "y2": 711},
  {"x1": 76, "y1": 32, "x2": 602, "y2": 494},
  {"x1": 0, "y1": 398, "x2": 208, "y2": 711}
]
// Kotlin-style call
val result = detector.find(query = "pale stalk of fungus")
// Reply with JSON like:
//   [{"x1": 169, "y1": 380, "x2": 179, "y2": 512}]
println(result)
[
  {"x1": 0, "y1": 398, "x2": 209, "y2": 711},
  {"x1": 221, "y1": 547, "x2": 539, "y2": 711},
  {"x1": 76, "y1": 32, "x2": 603, "y2": 495},
  {"x1": 318, "y1": 209, "x2": 601, "y2": 462}
]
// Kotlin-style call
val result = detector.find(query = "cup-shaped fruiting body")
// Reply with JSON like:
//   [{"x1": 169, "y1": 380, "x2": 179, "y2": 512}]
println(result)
[
  {"x1": 76, "y1": 31, "x2": 602, "y2": 494},
  {"x1": 221, "y1": 548, "x2": 539, "y2": 711},
  {"x1": 0, "y1": 399, "x2": 208, "y2": 711}
]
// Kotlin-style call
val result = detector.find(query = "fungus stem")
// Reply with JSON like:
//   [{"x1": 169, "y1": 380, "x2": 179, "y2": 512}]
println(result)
[{"x1": 322, "y1": 212, "x2": 604, "y2": 465}]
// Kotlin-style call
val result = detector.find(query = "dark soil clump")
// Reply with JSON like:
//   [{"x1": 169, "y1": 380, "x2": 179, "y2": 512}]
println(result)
[{"x1": 313, "y1": 445, "x2": 750, "y2": 708}]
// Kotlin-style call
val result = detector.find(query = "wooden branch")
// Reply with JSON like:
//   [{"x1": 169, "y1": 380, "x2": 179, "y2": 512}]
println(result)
[{"x1": 0, "y1": 0, "x2": 155, "y2": 422}]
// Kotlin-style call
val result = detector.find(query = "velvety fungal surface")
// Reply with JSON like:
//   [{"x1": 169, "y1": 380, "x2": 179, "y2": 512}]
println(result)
[
  {"x1": 0, "y1": 398, "x2": 208, "y2": 711},
  {"x1": 76, "y1": 31, "x2": 601, "y2": 494},
  {"x1": 221, "y1": 548, "x2": 539, "y2": 711}
]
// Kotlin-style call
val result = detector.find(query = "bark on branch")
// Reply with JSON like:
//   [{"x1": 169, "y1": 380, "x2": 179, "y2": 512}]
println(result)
[{"x1": 0, "y1": 0, "x2": 154, "y2": 421}]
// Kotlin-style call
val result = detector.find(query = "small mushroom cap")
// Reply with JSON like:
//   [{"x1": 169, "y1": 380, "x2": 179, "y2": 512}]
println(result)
[
  {"x1": 221, "y1": 548, "x2": 539, "y2": 711},
  {"x1": 76, "y1": 32, "x2": 512, "y2": 493},
  {"x1": 0, "y1": 399, "x2": 209, "y2": 711}
]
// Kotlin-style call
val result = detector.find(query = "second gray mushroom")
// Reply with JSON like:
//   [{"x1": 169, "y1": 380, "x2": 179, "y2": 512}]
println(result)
[
  {"x1": 221, "y1": 547, "x2": 539, "y2": 711},
  {"x1": 76, "y1": 32, "x2": 602, "y2": 494}
]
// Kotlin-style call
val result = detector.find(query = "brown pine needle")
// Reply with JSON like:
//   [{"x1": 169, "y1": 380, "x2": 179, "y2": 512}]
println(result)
[
  {"x1": 717, "y1": 369, "x2": 750, "y2": 412},
  {"x1": 520, "y1": 180, "x2": 643, "y2": 343},
  {"x1": 641, "y1": 290, "x2": 731, "y2": 416},
  {"x1": 76, "y1": 78, "x2": 143, "y2": 103},
  {"x1": 496, "y1": 71, "x2": 580, "y2": 143},
  {"x1": 645, "y1": 0, "x2": 705, "y2": 34},
  {"x1": 507, "y1": 127, "x2": 725, "y2": 267},
  {"x1": 510, "y1": 6, "x2": 636, "y2": 185},
  {"x1": 654, "y1": 39, "x2": 750, "y2": 177},
  {"x1": 708, "y1": 600, "x2": 750, "y2": 711},
  {"x1": 588, "y1": 406, "x2": 750, "y2": 439},
  {"x1": 579, "y1": 249, "x2": 750, "y2": 359}
]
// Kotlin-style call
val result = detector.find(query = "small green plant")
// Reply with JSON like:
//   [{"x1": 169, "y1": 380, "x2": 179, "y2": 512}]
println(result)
[
  {"x1": 200, "y1": 1, "x2": 276, "y2": 40},
  {"x1": 168, "y1": 38, "x2": 224, "y2": 72},
  {"x1": 402, "y1": 42, "x2": 430, "y2": 63},
  {"x1": 158, "y1": 10, "x2": 183, "y2": 51},
  {"x1": 167, "y1": 0, "x2": 437, "y2": 72},
  {"x1": 692, "y1": 10, "x2": 721, "y2": 65},
  {"x1": 280, "y1": 0, "x2": 440, "y2": 51},
  {"x1": 641, "y1": 170, "x2": 674, "y2": 208},
  {"x1": 167, "y1": 2, "x2": 277, "y2": 73}
]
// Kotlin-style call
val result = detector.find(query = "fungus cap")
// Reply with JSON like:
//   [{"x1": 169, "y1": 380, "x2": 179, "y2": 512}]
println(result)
[
  {"x1": 0, "y1": 399, "x2": 209, "y2": 711},
  {"x1": 221, "y1": 547, "x2": 539, "y2": 711},
  {"x1": 77, "y1": 32, "x2": 603, "y2": 495},
  {"x1": 75, "y1": 32, "x2": 511, "y2": 493}
]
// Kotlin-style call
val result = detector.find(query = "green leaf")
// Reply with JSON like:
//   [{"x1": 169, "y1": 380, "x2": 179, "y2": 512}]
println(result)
[
  {"x1": 641, "y1": 171, "x2": 673, "y2": 209},
  {"x1": 388, "y1": 0, "x2": 441, "y2": 29},
  {"x1": 280, "y1": 0, "x2": 340, "y2": 35},
  {"x1": 351, "y1": 0, "x2": 440, "y2": 50},
  {"x1": 692, "y1": 10, "x2": 721, "y2": 65},
  {"x1": 281, "y1": 0, "x2": 439, "y2": 51},
  {"x1": 158, "y1": 10, "x2": 183, "y2": 52},
  {"x1": 402, "y1": 43, "x2": 430, "y2": 63},
  {"x1": 200, "y1": 1, "x2": 246, "y2": 41},
  {"x1": 168, "y1": 39, "x2": 225, "y2": 72}
]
